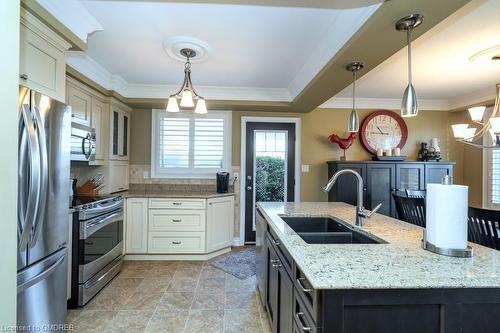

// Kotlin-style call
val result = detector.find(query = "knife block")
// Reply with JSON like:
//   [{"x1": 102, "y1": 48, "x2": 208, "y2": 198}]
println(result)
[{"x1": 76, "y1": 180, "x2": 99, "y2": 197}]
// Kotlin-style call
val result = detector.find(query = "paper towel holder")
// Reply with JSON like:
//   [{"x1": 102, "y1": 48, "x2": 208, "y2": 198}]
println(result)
[{"x1": 422, "y1": 230, "x2": 473, "y2": 258}]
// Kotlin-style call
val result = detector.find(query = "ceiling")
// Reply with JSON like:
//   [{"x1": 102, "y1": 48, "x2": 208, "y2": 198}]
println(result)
[
  {"x1": 325, "y1": 0, "x2": 500, "y2": 111},
  {"x1": 64, "y1": 0, "x2": 381, "y2": 101}
]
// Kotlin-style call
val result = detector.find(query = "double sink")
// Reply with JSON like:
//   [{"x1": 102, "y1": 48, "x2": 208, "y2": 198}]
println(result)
[{"x1": 280, "y1": 216, "x2": 387, "y2": 244}]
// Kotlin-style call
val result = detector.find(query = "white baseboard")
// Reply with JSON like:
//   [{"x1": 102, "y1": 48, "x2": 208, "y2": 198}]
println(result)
[
  {"x1": 124, "y1": 247, "x2": 231, "y2": 261},
  {"x1": 233, "y1": 237, "x2": 244, "y2": 246}
]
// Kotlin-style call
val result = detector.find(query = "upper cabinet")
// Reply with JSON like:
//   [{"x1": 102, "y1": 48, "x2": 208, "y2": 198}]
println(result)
[
  {"x1": 109, "y1": 103, "x2": 131, "y2": 161},
  {"x1": 66, "y1": 77, "x2": 109, "y2": 164},
  {"x1": 19, "y1": 9, "x2": 71, "y2": 102}
]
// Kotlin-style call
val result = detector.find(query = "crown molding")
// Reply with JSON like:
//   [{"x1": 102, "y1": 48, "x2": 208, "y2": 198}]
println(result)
[
  {"x1": 319, "y1": 97, "x2": 451, "y2": 111},
  {"x1": 66, "y1": 52, "x2": 292, "y2": 102},
  {"x1": 20, "y1": 8, "x2": 71, "y2": 51},
  {"x1": 34, "y1": 0, "x2": 103, "y2": 45},
  {"x1": 287, "y1": 4, "x2": 380, "y2": 98},
  {"x1": 447, "y1": 86, "x2": 497, "y2": 111}
]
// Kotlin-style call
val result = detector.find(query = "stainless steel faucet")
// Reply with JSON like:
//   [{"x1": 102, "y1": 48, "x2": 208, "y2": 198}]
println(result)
[{"x1": 323, "y1": 169, "x2": 382, "y2": 227}]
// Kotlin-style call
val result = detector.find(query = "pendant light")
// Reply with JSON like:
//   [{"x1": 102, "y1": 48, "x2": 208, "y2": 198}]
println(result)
[
  {"x1": 346, "y1": 62, "x2": 364, "y2": 132},
  {"x1": 166, "y1": 48, "x2": 207, "y2": 114},
  {"x1": 451, "y1": 83, "x2": 500, "y2": 148},
  {"x1": 396, "y1": 14, "x2": 424, "y2": 118}
]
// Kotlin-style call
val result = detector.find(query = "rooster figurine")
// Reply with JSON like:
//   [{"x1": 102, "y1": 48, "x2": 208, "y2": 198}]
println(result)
[{"x1": 328, "y1": 132, "x2": 356, "y2": 161}]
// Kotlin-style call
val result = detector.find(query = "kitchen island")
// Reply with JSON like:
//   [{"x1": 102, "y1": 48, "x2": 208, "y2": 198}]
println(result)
[{"x1": 256, "y1": 202, "x2": 500, "y2": 333}]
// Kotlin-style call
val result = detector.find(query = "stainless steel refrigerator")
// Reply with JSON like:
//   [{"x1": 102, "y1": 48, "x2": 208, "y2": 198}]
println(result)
[{"x1": 17, "y1": 86, "x2": 70, "y2": 329}]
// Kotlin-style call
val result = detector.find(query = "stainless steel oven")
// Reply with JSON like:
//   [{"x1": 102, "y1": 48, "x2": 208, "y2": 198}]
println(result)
[
  {"x1": 69, "y1": 196, "x2": 123, "y2": 307},
  {"x1": 70, "y1": 122, "x2": 96, "y2": 161}
]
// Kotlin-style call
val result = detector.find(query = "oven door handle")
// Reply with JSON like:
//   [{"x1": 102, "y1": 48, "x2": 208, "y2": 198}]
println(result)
[{"x1": 81, "y1": 211, "x2": 123, "y2": 239}]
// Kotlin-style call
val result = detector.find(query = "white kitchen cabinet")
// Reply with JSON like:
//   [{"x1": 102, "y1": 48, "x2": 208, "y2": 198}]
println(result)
[
  {"x1": 206, "y1": 196, "x2": 234, "y2": 252},
  {"x1": 125, "y1": 198, "x2": 148, "y2": 254},
  {"x1": 67, "y1": 84, "x2": 92, "y2": 126},
  {"x1": 91, "y1": 97, "x2": 108, "y2": 161},
  {"x1": 108, "y1": 160, "x2": 129, "y2": 193},
  {"x1": 148, "y1": 231, "x2": 206, "y2": 254},
  {"x1": 109, "y1": 102, "x2": 131, "y2": 161},
  {"x1": 19, "y1": 9, "x2": 70, "y2": 102}
]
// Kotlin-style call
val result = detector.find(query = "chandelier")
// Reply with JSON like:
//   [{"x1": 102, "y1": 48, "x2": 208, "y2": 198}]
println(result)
[
  {"x1": 166, "y1": 48, "x2": 207, "y2": 114},
  {"x1": 451, "y1": 83, "x2": 500, "y2": 148}
]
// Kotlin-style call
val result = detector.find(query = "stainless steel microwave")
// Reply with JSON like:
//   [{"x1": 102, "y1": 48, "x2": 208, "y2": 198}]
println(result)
[{"x1": 70, "y1": 122, "x2": 96, "y2": 161}]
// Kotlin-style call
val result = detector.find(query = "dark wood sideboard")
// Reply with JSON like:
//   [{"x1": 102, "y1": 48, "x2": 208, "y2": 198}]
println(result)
[{"x1": 327, "y1": 161, "x2": 455, "y2": 218}]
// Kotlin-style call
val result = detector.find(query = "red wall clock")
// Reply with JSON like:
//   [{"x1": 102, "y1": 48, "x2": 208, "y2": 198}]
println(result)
[{"x1": 360, "y1": 110, "x2": 408, "y2": 155}]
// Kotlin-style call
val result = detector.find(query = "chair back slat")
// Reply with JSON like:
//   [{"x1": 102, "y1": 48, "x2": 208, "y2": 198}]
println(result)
[
  {"x1": 392, "y1": 193, "x2": 426, "y2": 227},
  {"x1": 467, "y1": 207, "x2": 500, "y2": 250},
  {"x1": 405, "y1": 189, "x2": 426, "y2": 198}
]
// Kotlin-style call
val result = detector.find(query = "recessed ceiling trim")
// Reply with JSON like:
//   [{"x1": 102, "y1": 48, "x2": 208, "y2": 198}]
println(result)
[
  {"x1": 319, "y1": 97, "x2": 451, "y2": 111},
  {"x1": 66, "y1": 51, "x2": 291, "y2": 101}
]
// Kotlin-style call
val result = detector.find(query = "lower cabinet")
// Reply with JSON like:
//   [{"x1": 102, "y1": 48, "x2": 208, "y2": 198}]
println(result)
[
  {"x1": 266, "y1": 236, "x2": 294, "y2": 333},
  {"x1": 125, "y1": 196, "x2": 234, "y2": 255},
  {"x1": 125, "y1": 198, "x2": 148, "y2": 254}
]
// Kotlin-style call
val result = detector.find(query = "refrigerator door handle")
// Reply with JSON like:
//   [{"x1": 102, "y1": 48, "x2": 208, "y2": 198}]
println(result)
[
  {"x1": 29, "y1": 105, "x2": 49, "y2": 248},
  {"x1": 17, "y1": 252, "x2": 65, "y2": 293},
  {"x1": 18, "y1": 104, "x2": 41, "y2": 250}
]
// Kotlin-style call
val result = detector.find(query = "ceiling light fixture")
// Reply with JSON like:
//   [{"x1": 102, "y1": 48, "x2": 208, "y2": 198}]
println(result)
[
  {"x1": 451, "y1": 83, "x2": 500, "y2": 148},
  {"x1": 166, "y1": 48, "x2": 207, "y2": 114},
  {"x1": 346, "y1": 62, "x2": 364, "y2": 132},
  {"x1": 396, "y1": 14, "x2": 424, "y2": 118}
]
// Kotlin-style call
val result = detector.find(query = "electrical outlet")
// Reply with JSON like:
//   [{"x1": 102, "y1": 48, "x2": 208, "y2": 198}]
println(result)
[
  {"x1": 301, "y1": 164, "x2": 310, "y2": 173},
  {"x1": 143, "y1": 171, "x2": 149, "y2": 179}
]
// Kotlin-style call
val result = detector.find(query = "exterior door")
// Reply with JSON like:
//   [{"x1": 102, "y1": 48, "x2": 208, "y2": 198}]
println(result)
[{"x1": 245, "y1": 122, "x2": 295, "y2": 243}]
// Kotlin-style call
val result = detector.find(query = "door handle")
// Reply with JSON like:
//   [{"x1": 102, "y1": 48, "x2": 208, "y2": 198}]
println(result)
[{"x1": 246, "y1": 186, "x2": 252, "y2": 191}]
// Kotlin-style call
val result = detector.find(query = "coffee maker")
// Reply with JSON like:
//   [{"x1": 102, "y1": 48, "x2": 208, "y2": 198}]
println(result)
[{"x1": 216, "y1": 172, "x2": 230, "y2": 193}]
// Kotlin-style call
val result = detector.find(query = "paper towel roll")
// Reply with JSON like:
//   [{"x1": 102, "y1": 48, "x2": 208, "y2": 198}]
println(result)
[{"x1": 426, "y1": 184, "x2": 468, "y2": 250}]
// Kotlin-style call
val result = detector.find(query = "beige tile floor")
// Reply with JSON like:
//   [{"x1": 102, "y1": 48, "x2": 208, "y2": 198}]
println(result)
[{"x1": 67, "y1": 260, "x2": 272, "y2": 333}]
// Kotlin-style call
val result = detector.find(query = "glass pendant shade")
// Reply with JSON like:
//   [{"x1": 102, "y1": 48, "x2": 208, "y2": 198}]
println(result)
[
  {"x1": 194, "y1": 98, "x2": 207, "y2": 114},
  {"x1": 464, "y1": 127, "x2": 477, "y2": 141},
  {"x1": 180, "y1": 89, "x2": 194, "y2": 107},
  {"x1": 401, "y1": 84, "x2": 418, "y2": 117},
  {"x1": 166, "y1": 97, "x2": 180, "y2": 112},
  {"x1": 348, "y1": 109, "x2": 359, "y2": 132},
  {"x1": 468, "y1": 106, "x2": 486, "y2": 122},
  {"x1": 452, "y1": 124, "x2": 469, "y2": 139},
  {"x1": 490, "y1": 117, "x2": 500, "y2": 133}
]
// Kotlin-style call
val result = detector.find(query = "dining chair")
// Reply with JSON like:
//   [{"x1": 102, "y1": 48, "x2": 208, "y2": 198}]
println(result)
[
  {"x1": 405, "y1": 189, "x2": 426, "y2": 198},
  {"x1": 392, "y1": 193, "x2": 426, "y2": 227},
  {"x1": 468, "y1": 207, "x2": 500, "y2": 250}
]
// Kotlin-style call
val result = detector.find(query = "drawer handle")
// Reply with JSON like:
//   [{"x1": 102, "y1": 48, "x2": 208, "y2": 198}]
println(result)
[
  {"x1": 295, "y1": 312, "x2": 312, "y2": 332},
  {"x1": 172, "y1": 241, "x2": 182, "y2": 245},
  {"x1": 296, "y1": 277, "x2": 313, "y2": 293},
  {"x1": 172, "y1": 219, "x2": 182, "y2": 223},
  {"x1": 172, "y1": 202, "x2": 182, "y2": 206},
  {"x1": 273, "y1": 239, "x2": 280, "y2": 246},
  {"x1": 270, "y1": 259, "x2": 279, "y2": 264},
  {"x1": 272, "y1": 263, "x2": 282, "y2": 269}
]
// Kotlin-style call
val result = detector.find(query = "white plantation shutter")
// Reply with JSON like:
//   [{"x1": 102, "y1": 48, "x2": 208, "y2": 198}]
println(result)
[
  {"x1": 194, "y1": 118, "x2": 224, "y2": 168},
  {"x1": 490, "y1": 150, "x2": 500, "y2": 205},
  {"x1": 152, "y1": 110, "x2": 231, "y2": 178},
  {"x1": 159, "y1": 118, "x2": 190, "y2": 168}
]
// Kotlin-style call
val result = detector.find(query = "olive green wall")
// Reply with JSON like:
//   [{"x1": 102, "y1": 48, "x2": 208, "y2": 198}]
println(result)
[{"x1": 131, "y1": 108, "x2": 459, "y2": 202}]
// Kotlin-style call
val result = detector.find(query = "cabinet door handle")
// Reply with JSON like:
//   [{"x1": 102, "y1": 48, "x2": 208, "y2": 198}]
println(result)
[
  {"x1": 272, "y1": 263, "x2": 282, "y2": 268},
  {"x1": 295, "y1": 312, "x2": 312, "y2": 332},
  {"x1": 270, "y1": 259, "x2": 279, "y2": 264},
  {"x1": 273, "y1": 239, "x2": 280, "y2": 246},
  {"x1": 20, "y1": 74, "x2": 28, "y2": 80},
  {"x1": 172, "y1": 219, "x2": 182, "y2": 223},
  {"x1": 172, "y1": 241, "x2": 182, "y2": 245},
  {"x1": 296, "y1": 277, "x2": 313, "y2": 293}
]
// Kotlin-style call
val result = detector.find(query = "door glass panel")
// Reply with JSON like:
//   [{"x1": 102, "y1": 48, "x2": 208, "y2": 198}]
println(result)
[
  {"x1": 253, "y1": 130, "x2": 287, "y2": 230},
  {"x1": 112, "y1": 111, "x2": 119, "y2": 155},
  {"x1": 123, "y1": 115, "x2": 128, "y2": 156},
  {"x1": 399, "y1": 168, "x2": 420, "y2": 190}
]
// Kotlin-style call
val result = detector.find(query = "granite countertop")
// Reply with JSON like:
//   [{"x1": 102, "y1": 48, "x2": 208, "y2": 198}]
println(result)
[
  {"x1": 257, "y1": 202, "x2": 500, "y2": 290},
  {"x1": 121, "y1": 190, "x2": 235, "y2": 199}
]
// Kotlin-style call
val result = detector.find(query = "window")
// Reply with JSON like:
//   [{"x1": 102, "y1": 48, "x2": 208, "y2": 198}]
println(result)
[
  {"x1": 485, "y1": 148, "x2": 500, "y2": 209},
  {"x1": 151, "y1": 110, "x2": 231, "y2": 178}
]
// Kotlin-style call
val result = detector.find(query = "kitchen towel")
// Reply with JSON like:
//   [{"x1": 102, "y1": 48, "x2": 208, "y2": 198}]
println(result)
[{"x1": 426, "y1": 183, "x2": 468, "y2": 250}]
